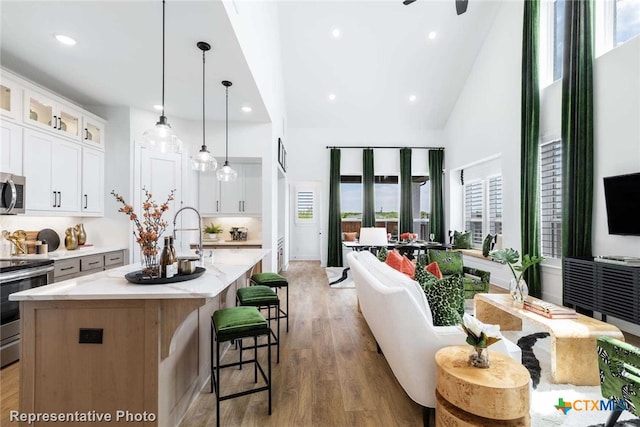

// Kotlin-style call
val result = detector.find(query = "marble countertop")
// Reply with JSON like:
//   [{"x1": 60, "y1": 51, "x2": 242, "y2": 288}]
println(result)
[
  {"x1": 195, "y1": 239, "x2": 262, "y2": 246},
  {"x1": 10, "y1": 248, "x2": 271, "y2": 301},
  {"x1": 6, "y1": 246, "x2": 127, "y2": 261}
]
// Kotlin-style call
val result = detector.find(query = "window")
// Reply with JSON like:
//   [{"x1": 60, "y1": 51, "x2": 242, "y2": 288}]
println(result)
[
  {"x1": 340, "y1": 175, "x2": 362, "y2": 220},
  {"x1": 464, "y1": 181, "x2": 484, "y2": 247},
  {"x1": 615, "y1": 0, "x2": 640, "y2": 46},
  {"x1": 540, "y1": 140, "x2": 563, "y2": 258},
  {"x1": 488, "y1": 175, "x2": 503, "y2": 235},
  {"x1": 412, "y1": 176, "x2": 430, "y2": 239},
  {"x1": 374, "y1": 176, "x2": 399, "y2": 219},
  {"x1": 553, "y1": 0, "x2": 565, "y2": 81},
  {"x1": 295, "y1": 190, "x2": 315, "y2": 223}
]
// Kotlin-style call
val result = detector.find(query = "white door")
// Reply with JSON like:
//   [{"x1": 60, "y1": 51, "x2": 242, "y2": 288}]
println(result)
[
  {"x1": 52, "y1": 139, "x2": 81, "y2": 212},
  {"x1": 242, "y1": 162, "x2": 262, "y2": 214},
  {"x1": 291, "y1": 182, "x2": 321, "y2": 260},
  {"x1": 23, "y1": 129, "x2": 54, "y2": 211},
  {"x1": 0, "y1": 121, "x2": 23, "y2": 175},
  {"x1": 198, "y1": 170, "x2": 220, "y2": 215}
]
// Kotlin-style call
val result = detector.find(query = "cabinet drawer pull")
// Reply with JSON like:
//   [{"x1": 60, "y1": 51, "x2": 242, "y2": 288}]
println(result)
[
  {"x1": 84, "y1": 128, "x2": 89, "y2": 140},
  {"x1": 216, "y1": 201, "x2": 219, "y2": 212},
  {"x1": 239, "y1": 201, "x2": 241, "y2": 211},
  {"x1": 57, "y1": 191, "x2": 61, "y2": 208},
  {"x1": 109, "y1": 257, "x2": 120, "y2": 261},
  {"x1": 88, "y1": 261, "x2": 100, "y2": 265},
  {"x1": 84, "y1": 194, "x2": 88, "y2": 209},
  {"x1": 60, "y1": 266, "x2": 75, "y2": 271},
  {"x1": 52, "y1": 191, "x2": 57, "y2": 208},
  {"x1": 53, "y1": 115, "x2": 58, "y2": 128}
]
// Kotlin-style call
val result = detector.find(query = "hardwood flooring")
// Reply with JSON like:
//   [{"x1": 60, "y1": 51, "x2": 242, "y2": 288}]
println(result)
[{"x1": 2, "y1": 261, "x2": 640, "y2": 427}]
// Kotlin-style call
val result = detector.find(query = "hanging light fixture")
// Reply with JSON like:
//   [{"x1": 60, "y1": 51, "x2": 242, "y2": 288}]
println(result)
[
  {"x1": 190, "y1": 41, "x2": 218, "y2": 172},
  {"x1": 142, "y1": 0, "x2": 181, "y2": 154},
  {"x1": 216, "y1": 80, "x2": 237, "y2": 182}
]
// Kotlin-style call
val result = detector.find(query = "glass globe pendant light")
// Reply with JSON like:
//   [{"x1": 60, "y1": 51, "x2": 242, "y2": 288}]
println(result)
[
  {"x1": 190, "y1": 41, "x2": 218, "y2": 172},
  {"x1": 142, "y1": 0, "x2": 181, "y2": 154},
  {"x1": 216, "y1": 81, "x2": 237, "y2": 182}
]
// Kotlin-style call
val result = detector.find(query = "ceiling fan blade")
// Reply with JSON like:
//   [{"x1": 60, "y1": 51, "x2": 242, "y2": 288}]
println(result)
[{"x1": 456, "y1": 0, "x2": 469, "y2": 15}]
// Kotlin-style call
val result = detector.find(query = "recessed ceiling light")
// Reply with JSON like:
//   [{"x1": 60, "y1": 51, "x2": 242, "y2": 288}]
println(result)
[
  {"x1": 55, "y1": 34, "x2": 76, "y2": 46},
  {"x1": 409, "y1": 95, "x2": 417, "y2": 102},
  {"x1": 328, "y1": 93, "x2": 336, "y2": 101},
  {"x1": 153, "y1": 104, "x2": 164, "y2": 111},
  {"x1": 428, "y1": 31, "x2": 437, "y2": 40},
  {"x1": 241, "y1": 106, "x2": 252, "y2": 113},
  {"x1": 331, "y1": 28, "x2": 342, "y2": 39}
]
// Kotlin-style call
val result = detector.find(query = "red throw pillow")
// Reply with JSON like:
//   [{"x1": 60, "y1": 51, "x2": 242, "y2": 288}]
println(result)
[
  {"x1": 385, "y1": 249, "x2": 404, "y2": 271},
  {"x1": 425, "y1": 261, "x2": 443, "y2": 280},
  {"x1": 401, "y1": 255, "x2": 416, "y2": 279}
]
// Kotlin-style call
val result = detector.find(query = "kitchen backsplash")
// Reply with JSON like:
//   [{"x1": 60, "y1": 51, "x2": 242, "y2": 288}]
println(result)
[
  {"x1": 1, "y1": 216, "x2": 130, "y2": 254},
  {"x1": 202, "y1": 217, "x2": 262, "y2": 241}
]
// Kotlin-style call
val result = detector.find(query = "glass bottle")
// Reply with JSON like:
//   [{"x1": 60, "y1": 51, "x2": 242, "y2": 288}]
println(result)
[
  {"x1": 160, "y1": 236, "x2": 174, "y2": 279},
  {"x1": 168, "y1": 236, "x2": 178, "y2": 276}
]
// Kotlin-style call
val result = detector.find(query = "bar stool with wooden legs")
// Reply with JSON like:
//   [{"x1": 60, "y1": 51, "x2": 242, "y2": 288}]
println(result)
[
  {"x1": 211, "y1": 306, "x2": 272, "y2": 427},
  {"x1": 236, "y1": 285, "x2": 280, "y2": 363},
  {"x1": 250, "y1": 272, "x2": 289, "y2": 332}
]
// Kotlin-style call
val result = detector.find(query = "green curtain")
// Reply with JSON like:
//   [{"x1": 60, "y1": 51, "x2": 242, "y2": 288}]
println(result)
[
  {"x1": 561, "y1": 0, "x2": 594, "y2": 259},
  {"x1": 521, "y1": 0, "x2": 542, "y2": 298},
  {"x1": 428, "y1": 150, "x2": 445, "y2": 243},
  {"x1": 327, "y1": 148, "x2": 343, "y2": 267},
  {"x1": 399, "y1": 148, "x2": 413, "y2": 235},
  {"x1": 362, "y1": 149, "x2": 375, "y2": 227}
]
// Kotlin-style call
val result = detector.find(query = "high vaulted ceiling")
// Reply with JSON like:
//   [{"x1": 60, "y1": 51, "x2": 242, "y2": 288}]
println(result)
[{"x1": 0, "y1": 0, "x2": 501, "y2": 130}]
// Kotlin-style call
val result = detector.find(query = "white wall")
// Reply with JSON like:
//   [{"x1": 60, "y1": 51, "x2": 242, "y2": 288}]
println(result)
[
  {"x1": 223, "y1": 0, "x2": 287, "y2": 272},
  {"x1": 286, "y1": 126, "x2": 446, "y2": 265}
]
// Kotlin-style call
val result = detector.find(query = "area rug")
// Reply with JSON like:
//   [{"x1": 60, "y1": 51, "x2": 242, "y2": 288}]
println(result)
[
  {"x1": 325, "y1": 267, "x2": 354, "y2": 288},
  {"x1": 503, "y1": 327, "x2": 638, "y2": 427}
]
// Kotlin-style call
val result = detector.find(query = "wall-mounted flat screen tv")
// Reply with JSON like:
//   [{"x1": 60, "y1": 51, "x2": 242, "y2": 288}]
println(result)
[{"x1": 603, "y1": 172, "x2": 640, "y2": 236}]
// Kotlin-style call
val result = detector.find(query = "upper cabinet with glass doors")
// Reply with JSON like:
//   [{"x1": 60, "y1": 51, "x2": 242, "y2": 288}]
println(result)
[
  {"x1": 82, "y1": 113, "x2": 105, "y2": 150},
  {"x1": 0, "y1": 75, "x2": 22, "y2": 120},
  {"x1": 23, "y1": 89, "x2": 83, "y2": 141}
]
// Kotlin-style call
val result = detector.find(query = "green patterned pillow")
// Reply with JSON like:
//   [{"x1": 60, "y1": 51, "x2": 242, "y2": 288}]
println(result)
[
  {"x1": 377, "y1": 246, "x2": 389, "y2": 262},
  {"x1": 413, "y1": 257, "x2": 430, "y2": 285},
  {"x1": 453, "y1": 230, "x2": 473, "y2": 249},
  {"x1": 482, "y1": 234, "x2": 495, "y2": 257},
  {"x1": 428, "y1": 249, "x2": 463, "y2": 275},
  {"x1": 417, "y1": 273, "x2": 465, "y2": 326}
]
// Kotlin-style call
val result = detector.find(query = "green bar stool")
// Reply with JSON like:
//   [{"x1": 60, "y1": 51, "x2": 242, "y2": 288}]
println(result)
[
  {"x1": 250, "y1": 272, "x2": 289, "y2": 332},
  {"x1": 211, "y1": 306, "x2": 271, "y2": 427},
  {"x1": 236, "y1": 285, "x2": 280, "y2": 363}
]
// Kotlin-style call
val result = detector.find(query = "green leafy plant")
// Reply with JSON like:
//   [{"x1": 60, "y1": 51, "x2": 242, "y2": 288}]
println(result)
[
  {"x1": 203, "y1": 223, "x2": 223, "y2": 234},
  {"x1": 489, "y1": 247, "x2": 544, "y2": 283}
]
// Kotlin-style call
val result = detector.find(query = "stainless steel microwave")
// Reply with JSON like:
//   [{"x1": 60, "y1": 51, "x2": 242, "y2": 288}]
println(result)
[{"x1": 0, "y1": 173, "x2": 25, "y2": 214}]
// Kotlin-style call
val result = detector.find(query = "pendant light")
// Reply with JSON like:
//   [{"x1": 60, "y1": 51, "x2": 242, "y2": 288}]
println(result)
[
  {"x1": 142, "y1": 0, "x2": 182, "y2": 154},
  {"x1": 190, "y1": 41, "x2": 218, "y2": 172},
  {"x1": 216, "y1": 80, "x2": 237, "y2": 182}
]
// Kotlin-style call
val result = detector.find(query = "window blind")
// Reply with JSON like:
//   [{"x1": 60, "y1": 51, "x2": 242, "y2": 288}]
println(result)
[
  {"x1": 488, "y1": 175, "x2": 503, "y2": 235},
  {"x1": 540, "y1": 140, "x2": 562, "y2": 258},
  {"x1": 465, "y1": 181, "x2": 484, "y2": 246}
]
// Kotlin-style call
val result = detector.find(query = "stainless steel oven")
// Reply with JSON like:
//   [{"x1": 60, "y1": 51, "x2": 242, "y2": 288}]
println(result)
[
  {"x1": 0, "y1": 172, "x2": 26, "y2": 214},
  {"x1": 0, "y1": 259, "x2": 54, "y2": 367}
]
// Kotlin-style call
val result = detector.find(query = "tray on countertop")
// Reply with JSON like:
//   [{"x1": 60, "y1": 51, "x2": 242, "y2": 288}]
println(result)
[{"x1": 124, "y1": 267, "x2": 206, "y2": 285}]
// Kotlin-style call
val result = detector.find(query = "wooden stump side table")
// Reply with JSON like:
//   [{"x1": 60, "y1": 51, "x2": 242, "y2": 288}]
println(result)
[{"x1": 435, "y1": 346, "x2": 531, "y2": 426}]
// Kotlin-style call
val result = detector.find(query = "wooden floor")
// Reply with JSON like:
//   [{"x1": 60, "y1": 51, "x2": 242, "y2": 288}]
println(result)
[{"x1": 2, "y1": 261, "x2": 640, "y2": 427}]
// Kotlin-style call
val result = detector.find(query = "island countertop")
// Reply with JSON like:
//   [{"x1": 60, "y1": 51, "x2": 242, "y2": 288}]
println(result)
[{"x1": 10, "y1": 248, "x2": 270, "y2": 301}]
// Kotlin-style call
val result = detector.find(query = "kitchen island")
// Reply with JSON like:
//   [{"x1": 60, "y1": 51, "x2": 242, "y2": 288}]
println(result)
[{"x1": 10, "y1": 249, "x2": 270, "y2": 427}]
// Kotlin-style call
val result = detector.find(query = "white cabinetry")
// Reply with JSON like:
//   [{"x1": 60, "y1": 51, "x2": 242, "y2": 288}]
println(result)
[
  {"x1": 24, "y1": 89, "x2": 83, "y2": 141},
  {"x1": 82, "y1": 148, "x2": 104, "y2": 214},
  {"x1": 0, "y1": 75, "x2": 21, "y2": 120},
  {"x1": 23, "y1": 129, "x2": 81, "y2": 213},
  {"x1": 0, "y1": 121, "x2": 23, "y2": 175},
  {"x1": 199, "y1": 161, "x2": 261, "y2": 216},
  {"x1": 82, "y1": 114, "x2": 105, "y2": 150}
]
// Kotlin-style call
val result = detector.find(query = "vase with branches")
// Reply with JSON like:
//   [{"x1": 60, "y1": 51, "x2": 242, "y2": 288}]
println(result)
[{"x1": 111, "y1": 187, "x2": 175, "y2": 276}]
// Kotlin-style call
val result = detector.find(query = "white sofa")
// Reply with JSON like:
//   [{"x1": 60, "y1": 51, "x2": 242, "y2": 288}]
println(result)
[{"x1": 347, "y1": 251, "x2": 522, "y2": 418}]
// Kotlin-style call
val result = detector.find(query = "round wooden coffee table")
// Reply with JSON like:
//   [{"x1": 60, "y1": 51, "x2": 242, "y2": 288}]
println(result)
[{"x1": 435, "y1": 346, "x2": 531, "y2": 426}]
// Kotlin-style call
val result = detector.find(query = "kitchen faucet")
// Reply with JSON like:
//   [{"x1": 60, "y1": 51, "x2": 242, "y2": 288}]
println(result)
[{"x1": 172, "y1": 206, "x2": 203, "y2": 265}]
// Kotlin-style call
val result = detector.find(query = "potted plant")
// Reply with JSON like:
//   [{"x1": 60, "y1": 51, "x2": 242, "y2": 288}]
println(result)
[
  {"x1": 203, "y1": 223, "x2": 223, "y2": 241},
  {"x1": 489, "y1": 248, "x2": 544, "y2": 305}
]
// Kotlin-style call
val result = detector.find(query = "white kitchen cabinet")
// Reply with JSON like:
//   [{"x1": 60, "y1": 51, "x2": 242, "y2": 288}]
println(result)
[
  {"x1": 82, "y1": 114, "x2": 105, "y2": 150},
  {"x1": 24, "y1": 89, "x2": 82, "y2": 141},
  {"x1": 0, "y1": 75, "x2": 21, "y2": 120},
  {"x1": 200, "y1": 161, "x2": 262, "y2": 216},
  {"x1": 198, "y1": 170, "x2": 221, "y2": 214},
  {"x1": 0, "y1": 121, "x2": 23, "y2": 175},
  {"x1": 81, "y1": 147, "x2": 104, "y2": 214},
  {"x1": 23, "y1": 128, "x2": 81, "y2": 213}
]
